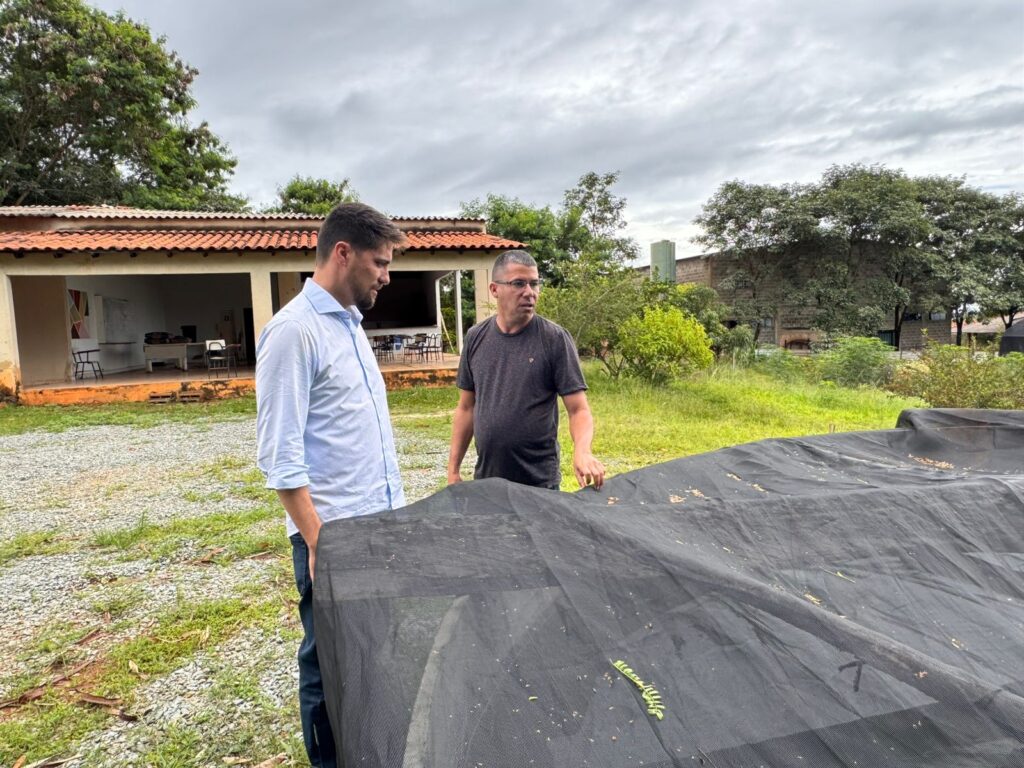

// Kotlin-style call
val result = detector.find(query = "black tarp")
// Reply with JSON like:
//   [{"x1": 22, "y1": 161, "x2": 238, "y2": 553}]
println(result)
[
  {"x1": 314, "y1": 409, "x2": 1024, "y2": 767},
  {"x1": 1000, "y1": 323, "x2": 1024, "y2": 355}
]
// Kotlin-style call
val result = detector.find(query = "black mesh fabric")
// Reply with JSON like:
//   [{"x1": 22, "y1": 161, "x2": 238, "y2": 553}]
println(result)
[{"x1": 313, "y1": 409, "x2": 1024, "y2": 767}]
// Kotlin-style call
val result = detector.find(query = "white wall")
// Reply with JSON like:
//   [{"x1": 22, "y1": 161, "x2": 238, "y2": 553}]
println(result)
[
  {"x1": 63, "y1": 274, "x2": 252, "y2": 373},
  {"x1": 159, "y1": 274, "x2": 252, "y2": 348},
  {"x1": 65, "y1": 275, "x2": 165, "y2": 373}
]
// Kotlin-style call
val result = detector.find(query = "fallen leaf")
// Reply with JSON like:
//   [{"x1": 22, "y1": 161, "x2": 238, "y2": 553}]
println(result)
[
  {"x1": 194, "y1": 546, "x2": 228, "y2": 565},
  {"x1": 803, "y1": 593, "x2": 823, "y2": 606},
  {"x1": 103, "y1": 706, "x2": 138, "y2": 722},
  {"x1": 222, "y1": 757, "x2": 251, "y2": 765},
  {"x1": 128, "y1": 660, "x2": 140, "y2": 674},
  {"x1": 12, "y1": 755, "x2": 26, "y2": 768},
  {"x1": 0, "y1": 686, "x2": 47, "y2": 709},
  {"x1": 23, "y1": 756, "x2": 81, "y2": 768},
  {"x1": 253, "y1": 755, "x2": 288, "y2": 768},
  {"x1": 77, "y1": 692, "x2": 121, "y2": 708},
  {"x1": 74, "y1": 628, "x2": 104, "y2": 646}
]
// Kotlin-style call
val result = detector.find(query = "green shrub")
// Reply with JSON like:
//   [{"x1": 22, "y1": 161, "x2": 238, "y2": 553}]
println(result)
[
  {"x1": 619, "y1": 306, "x2": 714, "y2": 384},
  {"x1": 754, "y1": 346, "x2": 816, "y2": 383},
  {"x1": 818, "y1": 336, "x2": 894, "y2": 387},
  {"x1": 888, "y1": 345, "x2": 1024, "y2": 408}
]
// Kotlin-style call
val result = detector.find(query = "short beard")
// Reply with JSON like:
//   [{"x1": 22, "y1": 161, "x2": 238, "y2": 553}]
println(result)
[{"x1": 356, "y1": 291, "x2": 376, "y2": 311}]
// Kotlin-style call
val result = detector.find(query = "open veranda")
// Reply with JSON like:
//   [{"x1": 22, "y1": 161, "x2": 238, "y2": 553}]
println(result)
[{"x1": 0, "y1": 364, "x2": 922, "y2": 766}]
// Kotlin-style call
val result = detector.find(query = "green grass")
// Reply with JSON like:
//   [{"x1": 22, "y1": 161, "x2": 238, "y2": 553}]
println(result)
[
  {"x1": 387, "y1": 387, "x2": 456, "y2": 441},
  {"x1": 0, "y1": 589, "x2": 291, "y2": 765},
  {"x1": 0, "y1": 396, "x2": 257, "y2": 437},
  {"x1": 556, "y1": 364, "x2": 923, "y2": 482},
  {"x1": 0, "y1": 530, "x2": 73, "y2": 565},
  {"x1": 386, "y1": 361, "x2": 924, "y2": 485},
  {"x1": 90, "y1": 505, "x2": 283, "y2": 562},
  {"x1": 88, "y1": 584, "x2": 146, "y2": 619}
]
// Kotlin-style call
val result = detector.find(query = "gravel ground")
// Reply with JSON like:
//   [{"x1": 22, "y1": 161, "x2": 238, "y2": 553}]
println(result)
[{"x1": 0, "y1": 415, "x2": 463, "y2": 767}]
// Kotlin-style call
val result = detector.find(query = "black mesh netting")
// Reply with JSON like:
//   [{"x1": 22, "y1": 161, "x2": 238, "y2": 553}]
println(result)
[{"x1": 314, "y1": 409, "x2": 1024, "y2": 767}]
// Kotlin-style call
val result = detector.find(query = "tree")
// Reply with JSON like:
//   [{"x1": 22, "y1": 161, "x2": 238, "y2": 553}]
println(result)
[
  {"x1": 558, "y1": 171, "x2": 639, "y2": 276},
  {"x1": 268, "y1": 175, "x2": 359, "y2": 216},
  {"x1": 812, "y1": 164, "x2": 938, "y2": 349},
  {"x1": 537, "y1": 262, "x2": 644, "y2": 378},
  {"x1": 917, "y1": 176, "x2": 1004, "y2": 345},
  {"x1": 981, "y1": 193, "x2": 1024, "y2": 328},
  {"x1": 459, "y1": 194, "x2": 563, "y2": 280},
  {"x1": 460, "y1": 171, "x2": 639, "y2": 287},
  {"x1": 0, "y1": 0, "x2": 242, "y2": 209},
  {"x1": 693, "y1": 180, "x2": 817, "y2": 341}
]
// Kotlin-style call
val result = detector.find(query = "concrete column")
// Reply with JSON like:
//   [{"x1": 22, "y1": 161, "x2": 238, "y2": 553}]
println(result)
[
  {"x1": 473, "y1": 268, "x2": 493, "y2": 321},
  {"x1": 250, "y1": 269, "x2": 275, "y2": 350},
  {"x1": 276, "y1": 272, "x2": 303, "y2": 309},
  {"x1": 0, "y1": 274, "x2": 21, "y2": 395},
  {"x1": 454, "y1": 270, "x2": 464, "y2": 353}
]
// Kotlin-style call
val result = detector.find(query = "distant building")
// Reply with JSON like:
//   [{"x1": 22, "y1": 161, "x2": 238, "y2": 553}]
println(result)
[
  {"x1": 636, "y1": 246, "x2": 949, "y2": 351},
  {"x1": 0, "y1": 205, "x2": 523, "y2": 393}
]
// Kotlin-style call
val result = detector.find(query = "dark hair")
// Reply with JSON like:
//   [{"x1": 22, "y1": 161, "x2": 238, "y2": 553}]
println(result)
[
  {"x1": 316, "y1": 202, "x2": 407, "y2": 264},
  {"x1": 492, "y1": 249, "x2": 536, "y2": 279}
]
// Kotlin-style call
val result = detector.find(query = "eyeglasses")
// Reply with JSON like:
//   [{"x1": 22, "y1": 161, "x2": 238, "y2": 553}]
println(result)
[{"x1": 494, "y1": 279, "x2": 543, "y2": 291}]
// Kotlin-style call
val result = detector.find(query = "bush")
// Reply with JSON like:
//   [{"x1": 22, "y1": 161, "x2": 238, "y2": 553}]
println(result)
[
  {"x1": 754, "y1": 346, "x2": 816, "y2": 383},
  {"x1": 818, "y1": 336, "x2": 894, "y2": 387},
  {"x1": 888, "y1": 345, "x2": 1024, "y2": 408},
  {"x1": 619, "y1": 306, "x2": 714, "y2": 384}
]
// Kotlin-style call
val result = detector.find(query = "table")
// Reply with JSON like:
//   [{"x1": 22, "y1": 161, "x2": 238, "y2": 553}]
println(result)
[{"x1": 144, "y1": 342, "x2": 206, "y2": 372}]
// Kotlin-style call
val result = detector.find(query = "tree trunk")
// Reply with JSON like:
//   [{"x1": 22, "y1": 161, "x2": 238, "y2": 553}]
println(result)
[
  {"x1": 893, "y1": 307, "x2": 903, "y2": 350},
  {"x1": 955, "y1": 317, "x2": 964, "y2": 346}
]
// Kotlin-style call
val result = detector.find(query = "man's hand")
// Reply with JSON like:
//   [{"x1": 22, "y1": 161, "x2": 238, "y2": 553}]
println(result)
[
  {"x1": 306, "y1": 527, "x2": 319, "y2": 582},
  {"x1": 573, "y1": 451, "x2": 606, "y2": 490},
  {"x1": 275, "y1": 487, "x2": 321, "y2": 582},
  {"x1": 448, "y1": 389, "x2": 476, "y2": 487}
]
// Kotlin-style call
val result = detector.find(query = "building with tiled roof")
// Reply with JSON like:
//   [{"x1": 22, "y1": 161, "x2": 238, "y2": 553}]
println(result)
[{"x1": 0, "y1": 206, "x2": 523, "y2": 392}]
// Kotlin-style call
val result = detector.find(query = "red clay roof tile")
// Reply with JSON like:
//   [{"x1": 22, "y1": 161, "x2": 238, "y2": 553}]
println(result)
[
  {"x1": 0, "y1": 205, "x2": 484, "y2": 223},
  {"x1": 0, "y1": 229, "x2": 524, "y2": 253}
]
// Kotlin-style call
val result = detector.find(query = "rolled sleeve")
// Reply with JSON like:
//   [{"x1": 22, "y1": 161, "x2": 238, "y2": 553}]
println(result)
[{"x1": 256, "y1": 319, "x2": 315, "y2": 490}]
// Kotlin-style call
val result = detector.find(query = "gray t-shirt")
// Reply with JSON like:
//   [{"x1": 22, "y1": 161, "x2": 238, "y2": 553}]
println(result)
[{"x1": 457, "y1": 315, "x2": 587, "y2": 487}]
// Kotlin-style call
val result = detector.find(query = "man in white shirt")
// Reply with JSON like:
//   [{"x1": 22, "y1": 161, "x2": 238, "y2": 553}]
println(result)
[{"x1": 256, "y1": 202, "x2": 407, "y2": 767}]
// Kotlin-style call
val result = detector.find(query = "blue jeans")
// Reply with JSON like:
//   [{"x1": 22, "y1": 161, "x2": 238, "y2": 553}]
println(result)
[{"x1": 291, "y1": 533, "x2": 338, "y2": 768}]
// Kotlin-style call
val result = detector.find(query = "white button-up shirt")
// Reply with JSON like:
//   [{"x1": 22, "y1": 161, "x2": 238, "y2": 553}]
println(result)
[{"x1": 256, "y1": 279, "x2": 404, "y2": 537}]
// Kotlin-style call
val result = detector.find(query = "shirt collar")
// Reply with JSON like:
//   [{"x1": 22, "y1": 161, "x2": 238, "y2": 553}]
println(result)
[{"x1": 302, "y1": 278, "x2": 363, "y2": 323}]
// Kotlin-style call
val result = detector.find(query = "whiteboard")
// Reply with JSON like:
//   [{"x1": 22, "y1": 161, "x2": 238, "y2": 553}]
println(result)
[{"x1": 100, "y1": 296, "x2": 133, "y2": 344}]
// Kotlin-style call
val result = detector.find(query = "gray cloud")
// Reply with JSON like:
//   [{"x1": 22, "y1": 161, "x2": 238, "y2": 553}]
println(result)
[{"x1": 92, "y1": 0, "x2": 1024, "y2": 250}]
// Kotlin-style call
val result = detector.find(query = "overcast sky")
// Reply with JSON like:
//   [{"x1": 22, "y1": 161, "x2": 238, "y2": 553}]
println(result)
[{"x1": 92, "y1": 0, "x2": 1024, "y2": 257}]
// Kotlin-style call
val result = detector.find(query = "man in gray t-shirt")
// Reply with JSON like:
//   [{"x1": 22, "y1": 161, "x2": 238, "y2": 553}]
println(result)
[{"x1": 447, "y1": 250, "x2": 605, "y2": 490}]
